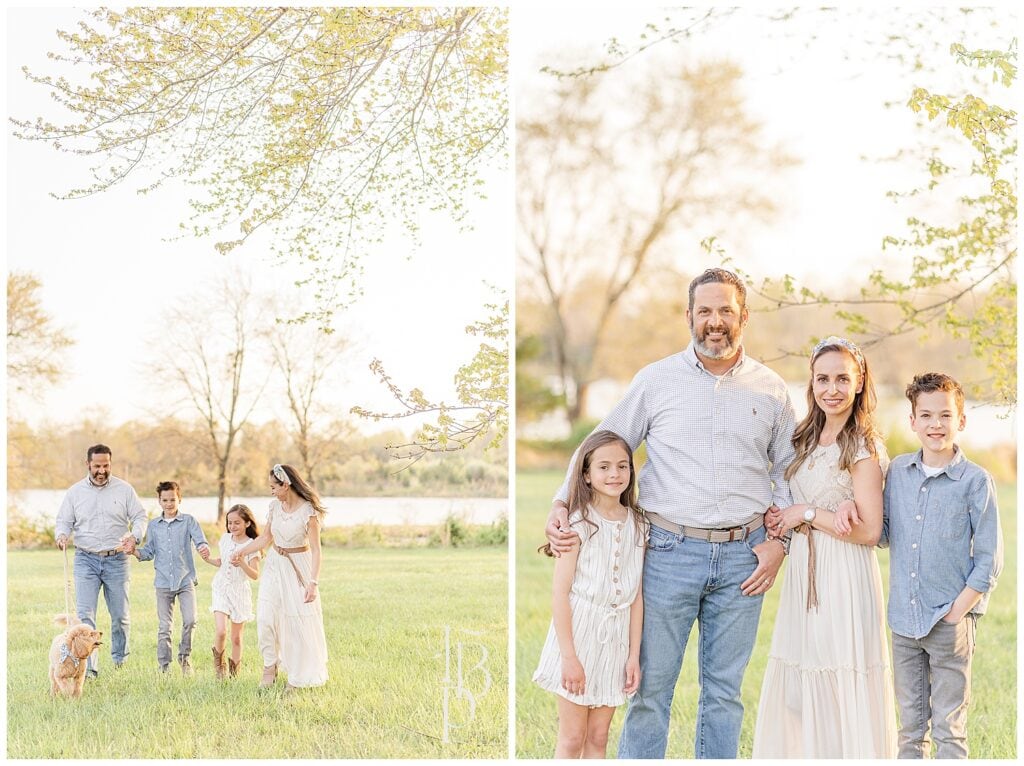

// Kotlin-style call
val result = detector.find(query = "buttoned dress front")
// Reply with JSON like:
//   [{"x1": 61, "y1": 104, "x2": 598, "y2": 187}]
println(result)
[
  {"x1": 211, "y1": 534, "x2": 259, "y2": 623},
  {"x1": 257, "y1": 500, "x2": 328, "y2": 687},
  {"x1": 533, "y1": 508, "x2": 646, "y2": 708}
]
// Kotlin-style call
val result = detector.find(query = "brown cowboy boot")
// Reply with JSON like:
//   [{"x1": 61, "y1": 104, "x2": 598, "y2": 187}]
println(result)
[
  {"x1": 212, "y1": 647, "x2": 226, "y2": 680},
  {"x1": 228, "y1": 657, "x2": 240, "y2": 678}
]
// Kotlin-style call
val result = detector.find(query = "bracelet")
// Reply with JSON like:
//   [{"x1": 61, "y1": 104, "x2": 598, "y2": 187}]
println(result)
[{"x1": 766, "y1": 535, "x2": 790, "y2": 555}]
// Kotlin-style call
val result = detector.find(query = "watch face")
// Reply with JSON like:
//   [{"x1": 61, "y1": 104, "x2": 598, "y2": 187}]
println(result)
[{"x1": 803, "y1": 508, "x2": 816, "y2": 522}]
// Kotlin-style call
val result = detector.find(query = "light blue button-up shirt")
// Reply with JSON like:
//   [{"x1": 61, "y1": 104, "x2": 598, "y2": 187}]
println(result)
[
  {"x1": 555, "y1": 345, "x2": 796, "y2": 527},
  {"x1": 55, "y1": 475, "x2": 148, "y2": 551},
  {"x1": 880, "y1": 447, "x2": 1003, "y2": 639},
  {"x1": 136, "y1": 513, "x2": 208, "y2": 590}
]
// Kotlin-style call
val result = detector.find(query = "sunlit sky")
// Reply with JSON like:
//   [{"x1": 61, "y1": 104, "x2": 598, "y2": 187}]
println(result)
[
  {"x1": 6, "y1": 7, "x2": 511, "y2": 429},
  {"x1": 514, "y1": 6, "x2": 1012, "y2": 287}
]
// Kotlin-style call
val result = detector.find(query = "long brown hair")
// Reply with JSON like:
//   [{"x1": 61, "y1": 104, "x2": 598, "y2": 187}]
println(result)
[
  {"x1": 539, "y1": 430, "x2": 647, "y2": 557},
  {"x1": 225, "y1": 503, "x2": 260, "y2": 540},
  {"x1": 271, "y1": 464, "x2": 327, "y2": 519},
  {"x1": 785, "y1": 342, "x2": 881, "y2": 480}
]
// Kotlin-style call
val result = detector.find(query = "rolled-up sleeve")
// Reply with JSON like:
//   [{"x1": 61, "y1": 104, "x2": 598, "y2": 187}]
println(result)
[
  {"x1": 965, "y1": 473, "x2": 1003, "y2": 593},
  {"x1": 553, "y1": 372, "x2": 650, "y2": 504},
  {"x1": 55, "y1": 491, "x2": 75, "y2": 539},
  {"x1": 878, "y1": 463, "x2": 893, "y2": 549},
  {"x1": 127, "y1": 487, "x2": 148, "y2": 542},
  {"x1": 190, "y1": 516, "x2": 208, "y2": 549},
  {"x1": 768, "y1": 392, "x2": 796, "y2": 508},
  {"x1": 136, "y1": 520, "x2": 157, "y2": 562}
]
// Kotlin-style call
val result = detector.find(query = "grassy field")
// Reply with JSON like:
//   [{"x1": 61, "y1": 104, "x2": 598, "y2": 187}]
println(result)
[
  {"x1": 8, "y1": 547, "x2": 507, "y2": 758},
  {"x1": 516, "y1": 470, "x2": 1017, "y2": 759}
]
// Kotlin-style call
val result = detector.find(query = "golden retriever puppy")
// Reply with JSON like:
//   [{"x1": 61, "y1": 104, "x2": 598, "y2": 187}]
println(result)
[{"x1": 49, "y1": 620, "x2": 103, "y2": 698}]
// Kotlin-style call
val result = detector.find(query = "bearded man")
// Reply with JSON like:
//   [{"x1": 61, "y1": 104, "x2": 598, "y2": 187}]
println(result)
[
  {"x1": 55, "y1": 444, "x2": 147, "y2": 677},
  {"x1": 545, "y1": 267, "x2": 796, "y2": 758}
]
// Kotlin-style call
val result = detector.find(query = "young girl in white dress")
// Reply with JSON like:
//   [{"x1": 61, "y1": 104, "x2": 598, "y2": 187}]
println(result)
[
  {"x1": 754, "y1": 337, "x2": 897, "y2": 758},
  {"x1": 204, "y1": 504, "x2": 261, "y2": 679},
  {"x1": 231, "y1": 463, "x2": 328, "y2": 690},
  {"x1": 533, "y1": 430, "x2": 649, "y2": 759}
]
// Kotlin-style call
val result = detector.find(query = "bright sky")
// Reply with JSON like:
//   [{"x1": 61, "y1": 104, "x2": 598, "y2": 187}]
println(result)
[
  {"x1": 513, "y1": 6, "x2": 1013, "y2": 288},
  {"x1": 5, "y1": 8, "x2": 511, "y2": 429}
]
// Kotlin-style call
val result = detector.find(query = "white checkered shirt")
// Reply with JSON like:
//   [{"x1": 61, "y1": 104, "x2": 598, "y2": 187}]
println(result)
[{"x1": 556, "y1": 344, "x2": 796, "y2": 528}]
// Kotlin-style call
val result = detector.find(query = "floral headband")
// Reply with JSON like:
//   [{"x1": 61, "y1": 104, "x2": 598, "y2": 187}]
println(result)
[
  {"x1": 271, "y1": 464, "x2": 291, "y2": 485},
  {"x1": 811, "y1": 335, "x2": 866, "y2": 377}
]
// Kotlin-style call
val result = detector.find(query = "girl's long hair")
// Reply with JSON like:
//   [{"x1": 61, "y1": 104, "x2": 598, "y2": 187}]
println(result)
[
  {"x1": 226, "y1": 503, "x2": 259, "y2": 540},
  {"x1": 271, "y1": 464, "x2": 327, "y2": 519},
  {"x1": 785, "y1": 343, "x2": 881, "y2": 480},
  {"x1": 539, "y1": 430, "x2": 648, "y2": 557}
]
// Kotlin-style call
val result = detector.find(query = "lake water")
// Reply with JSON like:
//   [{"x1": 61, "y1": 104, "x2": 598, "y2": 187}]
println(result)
[{"x1": 9, "y1": 490, "x2": 508, "y2": 528}]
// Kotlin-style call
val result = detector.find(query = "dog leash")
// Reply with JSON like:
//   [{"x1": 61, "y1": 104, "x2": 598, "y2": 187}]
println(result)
[{"x1": 62, "y1": 544, "x2": 74, "y2": 623}]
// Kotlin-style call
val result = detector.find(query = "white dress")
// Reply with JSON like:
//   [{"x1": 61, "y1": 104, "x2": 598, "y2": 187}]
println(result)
[
  {"x1": 210, "y1": 534, "x2": 259, "y2": 623},
  {"x1": 533, "y1": 508, "x2": 646, "y2": 707},
  {"x1": 257, "y1": 500, "x2": 328, "y2": 687},
  {"x1": 753, "y1": 439, "x2": 897, "y2": 758}
]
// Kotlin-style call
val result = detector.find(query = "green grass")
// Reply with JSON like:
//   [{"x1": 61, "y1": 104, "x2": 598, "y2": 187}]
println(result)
[
  {"x1": 516, "y1": 470, "x2": 1016, "y2": 759},
  {"x1": 8, "y1": 547, "x2": 507, "y2": 758}
]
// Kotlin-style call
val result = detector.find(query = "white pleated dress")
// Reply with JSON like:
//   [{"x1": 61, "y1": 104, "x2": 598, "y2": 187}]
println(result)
[
  {"x1": 533, "y1": 507, "x2": 646, "y2": 708},
  {"x1": 257, "y1": 500, "x2": 328, "y2": 687},
  {"x1": 753, "y1": 439, "x2": 897, "y2": 758}
]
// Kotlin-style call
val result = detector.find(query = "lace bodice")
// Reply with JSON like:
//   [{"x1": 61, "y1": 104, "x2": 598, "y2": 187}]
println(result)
[
  {"x1": 788, "y1": 438, "x2": 889, "y2": 510},
  {"x1": 266, "y1": 500, "x2": 315, "y2": 547}
]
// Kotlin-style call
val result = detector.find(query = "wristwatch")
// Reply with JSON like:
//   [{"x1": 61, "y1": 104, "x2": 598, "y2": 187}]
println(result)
[{"x1": 803, "y1": 507, "x2": 817, "y2": 523}]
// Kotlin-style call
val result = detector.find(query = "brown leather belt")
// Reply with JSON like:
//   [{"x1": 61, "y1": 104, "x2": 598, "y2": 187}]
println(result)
[{"x1": 647, "y1": 511, "x2": 764, "y2": 542}]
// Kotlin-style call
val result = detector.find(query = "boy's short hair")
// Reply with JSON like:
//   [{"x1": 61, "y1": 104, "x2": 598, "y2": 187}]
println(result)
[
  {"x1": 156, "y1": 480, "x2": 181, "y2": 498},
  {"x1": 905, "y1": 372, "x2": 965, "y2": 416}
]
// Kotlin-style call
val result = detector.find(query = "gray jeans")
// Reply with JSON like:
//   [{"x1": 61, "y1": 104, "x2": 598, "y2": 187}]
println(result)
[
  {"x1": 892, "y1": 615, "x2": 977, "y2": 759},
  {"x1": 155, "y1": 584, "x2": 197, "y2": 668}
]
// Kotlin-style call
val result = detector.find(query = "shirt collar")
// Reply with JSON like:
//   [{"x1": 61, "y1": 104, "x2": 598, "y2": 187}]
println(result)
[
  {"x1": 684, "y1": 342, "x2": 746, "y2": 377},
  {"x1": 907, "y1": 445, "x2": 967, "y2": 480},
  {"x1": 159, "y1": 513, "x2": 182, "y2": 524}
]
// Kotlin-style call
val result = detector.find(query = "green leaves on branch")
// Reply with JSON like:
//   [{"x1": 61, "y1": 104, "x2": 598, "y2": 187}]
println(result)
[
  {"x1": 351, "y1": 296, "x2": 508, "y2": 465},
  {"x1": 13, "y1": 8, "x2": 508, "y2": 323}
]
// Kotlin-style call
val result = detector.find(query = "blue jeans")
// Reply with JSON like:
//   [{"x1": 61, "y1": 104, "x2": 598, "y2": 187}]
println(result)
[
  {"x1": 74, "y1": 550, "x2": 131, "y2": 673},
  {"x1": 618, "y1": 523, "x2": 766, "y2": 759}
]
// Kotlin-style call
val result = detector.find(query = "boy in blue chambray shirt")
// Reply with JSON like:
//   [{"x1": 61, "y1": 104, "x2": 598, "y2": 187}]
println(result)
[
  {"x1": 880, "y1": 373, "x2": 1003, "y2": 759},
  {"x1": 128, "y1": 481, "x2": 210, "y2": 674}
]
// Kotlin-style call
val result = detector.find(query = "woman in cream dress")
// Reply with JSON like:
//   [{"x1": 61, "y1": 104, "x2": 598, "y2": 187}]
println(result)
[
  {"x1": 232, "y1": 463, "x2": 328, "y2": 689},
  {"x1": 754, "y1": 337, "x2": 897, "y2": 758}
]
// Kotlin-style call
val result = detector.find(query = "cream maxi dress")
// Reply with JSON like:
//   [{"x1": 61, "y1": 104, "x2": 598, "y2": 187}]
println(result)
[
  {"x1": 533, "y1": 508, "x2": 646, "y2": 707},
  {"x1": 257, "y1": 499, "x2": 328, "y2": 687},
  {"x1": 753, "y1": 439, "x2": 897, "y2": 758}
]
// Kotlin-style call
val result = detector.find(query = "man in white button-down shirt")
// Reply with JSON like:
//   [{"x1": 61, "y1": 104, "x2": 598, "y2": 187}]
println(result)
[
  {"x1": 55, "y1": 444, "x2": 147, "y2": 677},
  {"x1": 546, "y1": 268, "x2": 796, "y2": 758}
]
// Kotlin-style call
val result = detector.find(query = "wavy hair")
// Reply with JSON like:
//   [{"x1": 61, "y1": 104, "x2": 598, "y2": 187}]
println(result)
[
  {"x1": 539, "y1": 430, "x2": 647, "y2": 557},
  {"x1": 785, "y1": 342, "x2": 881, "y2": 480}
]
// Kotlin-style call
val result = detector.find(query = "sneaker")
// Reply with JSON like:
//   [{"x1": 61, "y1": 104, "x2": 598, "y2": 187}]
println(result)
[
  {"x1": 179, "y1": 657, "x2": 193, "y2": 676},
  {"x1": 159, "y1": 664, "x2": 170, "y2": 673},
  {"x1": 86, "y1": 669, "x2": 99, "y2": 680}
]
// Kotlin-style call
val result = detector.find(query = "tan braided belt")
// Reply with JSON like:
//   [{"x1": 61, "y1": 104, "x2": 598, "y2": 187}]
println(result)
[{"x1": 273, "y1": 544, "x2": 310, "y2": 588}]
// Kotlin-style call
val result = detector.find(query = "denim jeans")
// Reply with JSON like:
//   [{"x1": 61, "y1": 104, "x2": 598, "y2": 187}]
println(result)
[
  {"x1": 618, "y1": 523, "x2": 766, "y2": 759},
  {"x1": 74, "y1": 550, "x2": 131, "y2": 673},
  {"x1": 892, "y1": 615, "x2": 977, "y2": 759},
  {"x1": 155, "y1": 584, "x2": 197, "y2": 668}
]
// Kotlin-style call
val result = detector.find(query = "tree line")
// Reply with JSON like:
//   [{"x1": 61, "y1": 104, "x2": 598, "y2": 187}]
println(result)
[{"x1": 7, "y1": 416, "x2": 507, "y2": 500}]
